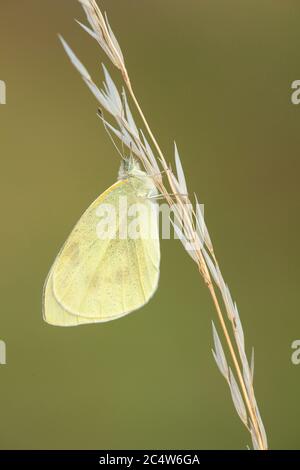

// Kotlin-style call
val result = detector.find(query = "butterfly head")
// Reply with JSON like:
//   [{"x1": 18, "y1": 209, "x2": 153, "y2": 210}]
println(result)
[{"x1": 118, "y1": 155, "x2": 144, "y2": 179}]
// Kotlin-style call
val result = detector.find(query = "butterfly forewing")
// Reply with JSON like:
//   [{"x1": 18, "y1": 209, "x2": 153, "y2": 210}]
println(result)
[{"x1": 43, "y1": 174, "x2": 160, "y2": 326}]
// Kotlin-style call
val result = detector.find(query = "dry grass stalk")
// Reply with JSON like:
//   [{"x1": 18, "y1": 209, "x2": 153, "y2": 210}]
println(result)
[{"x1": 60, "y1": 0, "x2": 268, "y2": 449}]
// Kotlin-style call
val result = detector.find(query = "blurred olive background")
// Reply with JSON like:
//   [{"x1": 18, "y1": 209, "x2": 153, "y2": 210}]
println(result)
[{"x1": 0, "y1": 0, "x2": 300, "y2": 450}]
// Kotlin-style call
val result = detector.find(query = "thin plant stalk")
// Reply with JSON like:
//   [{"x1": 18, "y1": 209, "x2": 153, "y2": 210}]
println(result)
[{"x1": 60, "y1": 0, "x2": 268, "y2": 450}]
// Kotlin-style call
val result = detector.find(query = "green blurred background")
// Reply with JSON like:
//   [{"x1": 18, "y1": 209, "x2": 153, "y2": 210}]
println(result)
[{"x1": 1, "y1": 0, "x2": 300, "y2": 449}]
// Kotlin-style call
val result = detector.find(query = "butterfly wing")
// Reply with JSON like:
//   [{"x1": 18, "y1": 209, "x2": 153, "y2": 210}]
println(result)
[
  {"x1": 43, "y1": 262, "x2": 100, "y2": 326},
  {"x1": 43, "y1": 178, "x2": 160, "y2": 326}
]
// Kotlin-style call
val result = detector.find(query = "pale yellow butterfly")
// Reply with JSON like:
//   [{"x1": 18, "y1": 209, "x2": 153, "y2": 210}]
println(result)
[{"x1": 43, "y1": 157, "x2": 160, "y2": 326}]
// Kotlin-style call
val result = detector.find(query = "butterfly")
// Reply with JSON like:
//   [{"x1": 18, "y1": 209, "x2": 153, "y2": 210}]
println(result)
[{"x1": 43, "y1": 157, "x2": 160, "y2": 326}]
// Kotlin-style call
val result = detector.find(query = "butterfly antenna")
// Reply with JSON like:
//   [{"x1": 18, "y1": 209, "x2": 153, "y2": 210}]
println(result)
[
  {"x1": 97, "y1": 108, "x2": 126, "y2": 161},
  {"x1": 120, "y1": 93, "x2": 128, "y2": 162}
]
